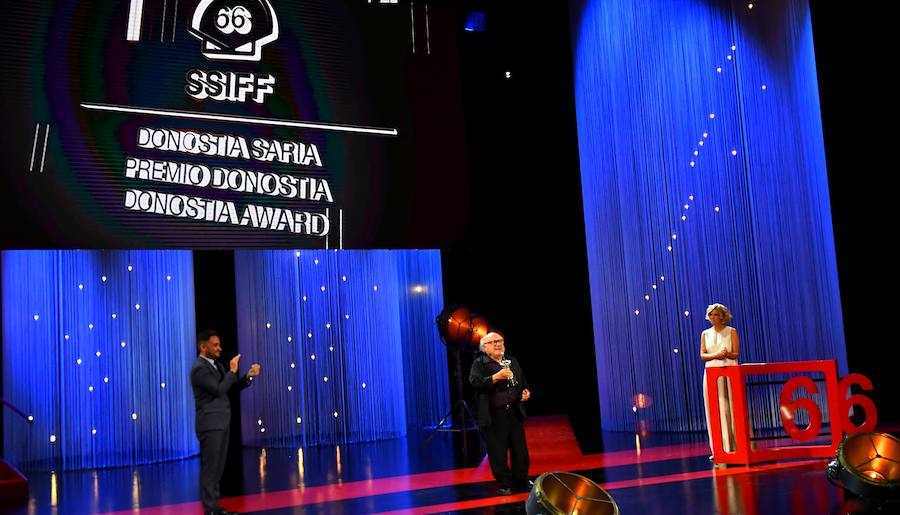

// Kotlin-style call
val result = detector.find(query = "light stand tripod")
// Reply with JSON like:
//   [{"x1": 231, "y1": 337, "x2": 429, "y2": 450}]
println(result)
[{"x1": 419, "y1": 334, "x2": 483, "y2": 457}]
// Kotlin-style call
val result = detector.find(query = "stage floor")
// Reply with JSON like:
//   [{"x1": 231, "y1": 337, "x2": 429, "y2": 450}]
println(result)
[{"x1": 4, "y1": 416, "x2": 892, "y2": 514}]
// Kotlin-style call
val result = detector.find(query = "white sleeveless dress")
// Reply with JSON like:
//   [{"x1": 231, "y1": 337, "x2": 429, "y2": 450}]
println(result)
[{"x1": 702, "y1": 326, "x2": 738, "y2": 453}]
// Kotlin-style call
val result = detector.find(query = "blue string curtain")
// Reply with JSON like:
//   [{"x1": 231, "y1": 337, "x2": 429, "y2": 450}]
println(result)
[
  {"x1": 2, "y1": 250, "x2": 197, "y2": 470},
  {"x1": 233, "y1": 250, "x2": 448, "y2": 447},
  {"x1": 570, "y1": 0, "x2": 847, "y2": 432}
]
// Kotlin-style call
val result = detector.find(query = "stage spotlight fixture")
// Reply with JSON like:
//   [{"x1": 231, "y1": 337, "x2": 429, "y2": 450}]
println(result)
[
  {"x1": 465, "y1": 11, "x2": 486, "y2": 32},
  {"x1": 526, "y1": 471, "x2": 620, "y2": 515},
  {"x1": 436, "y1": 304, "x2": 491, "y2": 353},
  {"x1": 827, "y1": 432, "x2": 900, "y2": 505}
]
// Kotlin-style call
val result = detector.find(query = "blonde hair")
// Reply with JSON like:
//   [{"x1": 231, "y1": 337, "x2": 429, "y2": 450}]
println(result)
[{"x1": 705, "y1": 303, "x2": 733, "y2": 324}]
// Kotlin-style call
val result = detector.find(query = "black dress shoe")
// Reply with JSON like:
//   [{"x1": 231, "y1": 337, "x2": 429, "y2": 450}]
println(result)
[{"x1": 496, "y1": 487, "x2": 512, "y2": 496}]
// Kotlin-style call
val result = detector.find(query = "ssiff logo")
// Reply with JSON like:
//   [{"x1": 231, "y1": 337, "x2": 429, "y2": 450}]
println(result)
[{"x1": 188, "y1": 0, "x2": 279, "y2": 61}]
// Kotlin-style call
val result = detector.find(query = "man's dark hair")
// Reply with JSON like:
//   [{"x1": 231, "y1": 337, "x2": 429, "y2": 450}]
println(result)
[{"x1": 197, "y1": 329, "x2": 218, "y2": 351}]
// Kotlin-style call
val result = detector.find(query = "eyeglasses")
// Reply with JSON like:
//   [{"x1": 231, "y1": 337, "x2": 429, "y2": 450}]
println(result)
[{"x1": 486, "y1": 340, "x2": 505, "y2": 346}]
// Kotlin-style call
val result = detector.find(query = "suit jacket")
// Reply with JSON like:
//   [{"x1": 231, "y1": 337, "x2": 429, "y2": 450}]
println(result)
[
  {"x1": 469, "y1": 352, "x2": 529, "y2": 427},
  {"x1": 191, "y1": 356, "x2": 252, "y2": 433}
]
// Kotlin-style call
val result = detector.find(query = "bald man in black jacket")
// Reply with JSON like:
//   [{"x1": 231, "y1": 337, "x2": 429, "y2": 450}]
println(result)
[
  {"x1": 469, "y1": 331, "x2": 532, "y2": 496},
  {"x1": 191, "y1": 330, "x2": 260, "y2": 515}
]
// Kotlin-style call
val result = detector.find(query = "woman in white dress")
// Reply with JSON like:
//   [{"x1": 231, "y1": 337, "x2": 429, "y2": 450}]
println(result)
[{"x1": 701, "y1": 303, "x2": 740, "y2": 458}]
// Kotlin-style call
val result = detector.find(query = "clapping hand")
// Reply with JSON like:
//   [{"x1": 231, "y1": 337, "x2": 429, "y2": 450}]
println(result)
[{"x1": 248, "y1": 363, "x2": 261, "y2": 377}]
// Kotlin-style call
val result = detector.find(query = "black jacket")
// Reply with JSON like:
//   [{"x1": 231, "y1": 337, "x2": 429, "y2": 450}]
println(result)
[
  {"x1": 191, "y1": 356, "x2": 253, "y2": 433},
  {"x1": 469, "y1": 352, "x2": 529, "y2": 427}
]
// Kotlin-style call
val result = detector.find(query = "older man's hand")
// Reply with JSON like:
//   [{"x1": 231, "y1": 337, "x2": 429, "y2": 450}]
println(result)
[
  {"x1": 493, "y1": 368, "x2": 514, "y2": 382},
  {"x1": 521, "y1": 389, "x2": 531, "y2": 402}
]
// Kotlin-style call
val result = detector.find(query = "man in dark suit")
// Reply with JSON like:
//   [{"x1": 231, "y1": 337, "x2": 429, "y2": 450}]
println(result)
[
  {"x1": 469, "y1": 331, "x2": 532, "y2": 496},
  {"x1": 191, "y1": 329, "x2": 260, "y2": 515}
]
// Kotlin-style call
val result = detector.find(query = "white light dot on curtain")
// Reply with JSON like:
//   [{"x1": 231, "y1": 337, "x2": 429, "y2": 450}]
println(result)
[
  {"x1": 49, "y1": 435, "x2": 56, "y2": 443},
  {"x1": 89, "y1": 324, "x2": 94, "y2": 330},
  {"x1": 287, "y1": 336, "x2": 292, "y2": 342},
  {"x1": 266, "y1": 323, "x2": 271, "y2": 329},
  {"x1": 134, "y1": 304, "x2": 141, "y2": 310},
  {"x1": 166, "y1": 275, "x2": 172, "y2": 281},
  {"x1": 120, "y1": 341, "x2": 126, "y2": 348},
  {"x1": 76, "y1": 358, "x2": 82, "y2": 365},
  {"x1": 127, "y1": 265, "x2": 133, "y2": 272},
  {"x1": 33, "y1": 314, "x2": 39, "y2": 321},
  {"x1": 101, "y1": 275, "x2": 107, "y2": 282},
  {"x1": 314, "y1": 259, "x2": 319, "y2": 265},
  {"x1": 78, "y1": 284, "x2": 84, "y2": 290},
  {"x1": 644, "y1": 295, "x2": 650, "y2": 300},
  {"x1": 296, "y1": 417, "x2": 302, "y2": 424},
  {"x1": 131, "y1": 413, "x2": 137, "y2": 421}
]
